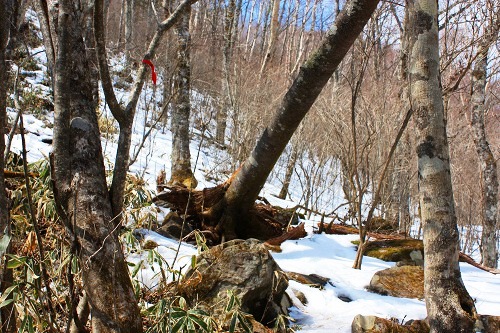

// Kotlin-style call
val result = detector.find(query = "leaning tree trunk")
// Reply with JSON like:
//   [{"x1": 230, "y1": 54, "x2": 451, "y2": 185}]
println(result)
[
  {"x1": 408, "y1": 0, "x2": 477, "y2": 331},
  {"x1": 0, "y1": 1, "x2": 17, "y2": 331},
  {"x1": 470, "y1": 19, "x2": 499, "y2": 269},
  {"x1": 213, "y1": 0, "x2": 381, "y2": 239},
  {"x1": 169, "y1": 4, "x2": 197, "y2": 188},
  {"x1": 44, "y1": 1, "x2": 143, "y2": 332}
]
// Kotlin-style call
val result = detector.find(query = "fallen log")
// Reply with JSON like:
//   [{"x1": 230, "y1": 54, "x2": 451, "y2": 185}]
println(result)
[
  {"x1": 265, "y1": 223, "x2": 307, "y2": 246},
  {"x1": 459, "y1": 252, "x2": 500, "y2": 275}
]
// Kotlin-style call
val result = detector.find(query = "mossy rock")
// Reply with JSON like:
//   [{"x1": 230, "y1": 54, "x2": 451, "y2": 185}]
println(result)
[
  {"x1": 368, "y1": 266, "x2": 424, "y2": 299},
  {"x1": 363, "y1": 239, "x2": 423, "y2": 263}
]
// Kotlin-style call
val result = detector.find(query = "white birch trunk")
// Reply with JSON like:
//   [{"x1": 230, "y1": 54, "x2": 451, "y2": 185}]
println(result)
[
  {"x1": 408, "y1": 0, "x2": 476, "y2": 331},
  {"x1": 470, "y1": 19, "x2": 499, "y2": 268}
]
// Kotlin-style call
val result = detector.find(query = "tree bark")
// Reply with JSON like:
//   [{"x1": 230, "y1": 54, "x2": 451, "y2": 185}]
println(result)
[
  {"x1": 278, "y1": 145, "x2": 299, "y2": 199},
  {"x1": 124, "y1": 0, "x2": 134, "y2": 62},
  {"x1": 42, "y1": 0, "x2": 143, "y2": 331},
  {"x1": 215, "y1": 0, "x2": 381, "y2": 239},
  {"x1": 216, "y1": 0, "x2": 236, "y2": 145},
  {"x1": 408, "y1": 0, "x2": 477, "y2": 331},
  {"x1": 470, "y1": 17, "x2": 499, "y2": 269},
  {"x1": 169, "y1": 3, "x2": 197, "y2": 188},
  {"x1": 260, "y1": 0, "x2": 281, "y2": 75}
]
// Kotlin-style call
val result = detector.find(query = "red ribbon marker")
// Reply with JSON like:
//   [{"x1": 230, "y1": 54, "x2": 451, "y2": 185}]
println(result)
[{"x1": 142, "y1": 59, "x2": 157, "y2": 85}]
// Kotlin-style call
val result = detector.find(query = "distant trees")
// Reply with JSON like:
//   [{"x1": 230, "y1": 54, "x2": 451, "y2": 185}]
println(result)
[
  {"x1": 408, "y1": 0, "x2": 476, "y2": 331},
  {"x1": 210, "y1": 0, "x2": 381, "y2": 240}
]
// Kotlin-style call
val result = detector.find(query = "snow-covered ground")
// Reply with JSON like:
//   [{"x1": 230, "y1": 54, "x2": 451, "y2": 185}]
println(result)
[{"x1": 6, "y1": 58, "x2": 500, "y2": 332}]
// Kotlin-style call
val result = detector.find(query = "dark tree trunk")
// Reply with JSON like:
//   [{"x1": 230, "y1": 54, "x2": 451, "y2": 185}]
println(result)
[
  {"x1": 42, "y1": 0, "x2": 143, "y2": 332},
  {"x1": 408, "y1": 0, "x2": 477, "y2": 331},
  {"x1": 215, "y1": 0, "x2": 381, "y2": 239},
  {"x1": 170, "y1": 4, "x2": 197, "y2": 188}
]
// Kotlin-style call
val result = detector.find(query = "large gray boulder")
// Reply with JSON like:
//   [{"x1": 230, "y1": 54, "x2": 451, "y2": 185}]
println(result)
[{"x1": 175, "y1": 239, "x2": 290, "y2": 327}]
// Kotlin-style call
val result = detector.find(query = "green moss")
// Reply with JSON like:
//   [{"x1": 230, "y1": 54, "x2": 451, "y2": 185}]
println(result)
[{"x1": 356, "y1": 239, "x2": 423, "y2": 262}]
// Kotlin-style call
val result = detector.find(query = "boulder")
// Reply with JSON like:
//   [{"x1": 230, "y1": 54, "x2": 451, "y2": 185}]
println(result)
[
  {"x1": 363, "y1": 239, "x2": 423, "y2": 264},
  {"x1": 175, "y1": 239, "x2": 289, "y2": 327},
  {"x1": 156, "y1": 211, "x2": 192, "y2": 240},
  {"x1": 368, "y1": 266, "x2": 424, "y2": 299},
  {"x1": 352, "y1": 315, "x2": 429, "y2": 333}
]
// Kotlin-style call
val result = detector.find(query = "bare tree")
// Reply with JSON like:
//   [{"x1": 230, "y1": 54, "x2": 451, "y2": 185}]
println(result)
[
  {"x1": 209, "y1": 0, "x2": 381, "y2": 240},
  {"x1": 260, "y1": 0, "x2": 281, "y2": 75},
  {"x1": 169, "y1": 2, "x2": 197, "y2": 188},
  {"x1": 216, "y1": 0, "x2": 237, "y2": 145},
  {"x1": 470, "y1": 5, "x2": 499, "y2": 268},
  {"x1": 408, "y1": 0, "x2": 477, "y2": 331},
  {"x1": 36, "y1": 0, "x2": 143, "y2": 331}
]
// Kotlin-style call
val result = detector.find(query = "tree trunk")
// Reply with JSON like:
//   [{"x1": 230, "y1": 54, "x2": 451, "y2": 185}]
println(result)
[
  {"x1": 260, "y1": 0, "x2": 281, "y2": 75},
  {"x1": 124, "y1": 0, "x2": 134, "y2": 62},
  {"x1": 43, "y1": 1, "x2": 143, "y2": 332},
  {"x1": 278, "y1": 146, "x2": 299, "y2": 199},
  {"x1": 170, "y1": 4, "x2": 197, "y2": 188},
  {"x1": 408, "y1": 0, "x2": 476, "y2": 331},
  {"x1": 470, "y1": 18, "x2": 499, "y2": 268},
  {"x1": 0, "y1": 1, "x2": 17, "y2": 331},
  {"x1": 216, "y1": 0, "x2": 236, "y2": 145},
  {"x1": 215, "y1": 0, "x2": 381, "y2": 239}
]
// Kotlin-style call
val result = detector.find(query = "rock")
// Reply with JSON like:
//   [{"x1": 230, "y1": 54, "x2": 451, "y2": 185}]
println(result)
[
  {"x1": 155, "y1": 211, "x2": 192, "y2": 240},
  {"x1": 284, "y1": 271, "x2": 330, "y2": 289},
  {"x1": 368, "y1": 266, "x2": 424, "y2": 299},
  {"x1": 292, "y1": 289, "x2": 308, "y2": 305},
  {"x1": 352, "y1": 315, "x2": 429, "y2": 333},
  {"x1": 175, "y1": 239, "x2": 289, "y2": 327},
  {"x1": 363, "y1": 239, "x2": 424, "y2": 263},
  {"x1": 338, "y1": 295, "x2": 352, "y2": 302}
]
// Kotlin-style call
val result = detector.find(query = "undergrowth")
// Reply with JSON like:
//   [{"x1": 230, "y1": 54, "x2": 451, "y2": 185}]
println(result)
[{"x1": 3, "y1": 156, "x2": 286, "y2": 332}]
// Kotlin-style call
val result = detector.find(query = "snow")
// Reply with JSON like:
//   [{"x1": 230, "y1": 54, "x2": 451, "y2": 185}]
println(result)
[{"x1": 6, "y1": 55, "x2": 500, "y2": 332}]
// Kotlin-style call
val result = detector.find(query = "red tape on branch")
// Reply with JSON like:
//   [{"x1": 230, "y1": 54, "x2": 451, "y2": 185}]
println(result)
[{"x1": 142, "y1": 59, "x2": 157, "y2": 85}]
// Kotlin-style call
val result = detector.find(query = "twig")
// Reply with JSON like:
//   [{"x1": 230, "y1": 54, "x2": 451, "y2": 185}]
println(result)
[{"x1": 4, "y1": 67, "x2": 22, "y2": 161}]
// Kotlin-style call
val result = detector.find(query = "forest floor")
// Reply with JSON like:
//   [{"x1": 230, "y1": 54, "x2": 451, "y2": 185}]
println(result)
[
  {"x1": 8, "y1": 102, "x2": 500, "y2": 333},
  {"x1": 6, "y1": 45, "x2": 500, "y2": 332}
]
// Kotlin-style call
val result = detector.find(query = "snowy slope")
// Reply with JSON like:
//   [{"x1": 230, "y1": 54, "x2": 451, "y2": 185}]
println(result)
[{"x1": 6, "y1": 64, "x2": 500, "y2": 333}]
